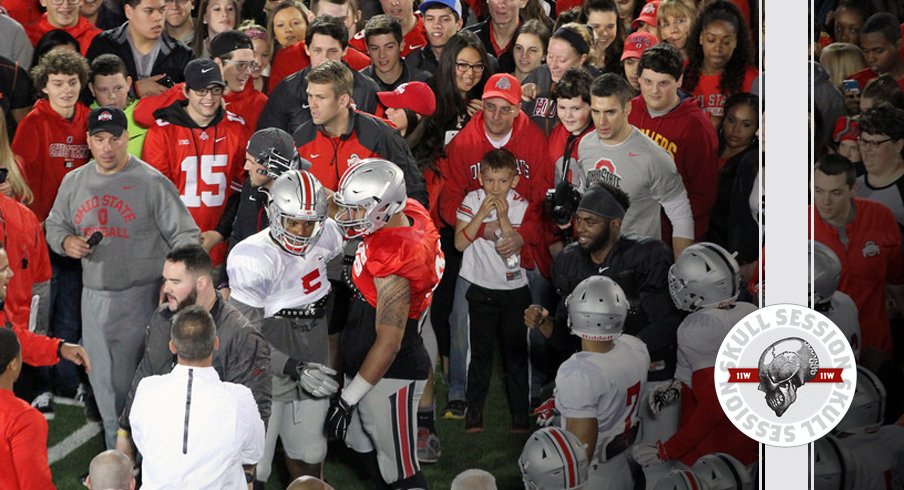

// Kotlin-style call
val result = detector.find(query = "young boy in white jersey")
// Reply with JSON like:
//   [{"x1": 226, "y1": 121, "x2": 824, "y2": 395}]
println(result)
[
  {"x1": 554, "y1": 275, "x2": 650, "y2": 490},
  {"x1": 632, "y1": 242, "x2": 758, "y2": 477},
  {"x1": 454, "y1": 148, "x2": 533, "y2": 433},
  {"x1": 226, "y1": 169, "x2": 344, "y2": 484}
]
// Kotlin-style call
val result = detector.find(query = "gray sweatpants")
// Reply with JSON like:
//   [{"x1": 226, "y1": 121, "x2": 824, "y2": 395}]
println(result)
[{"x1": 82, "y1": 282, "x2": 158, "y2": 448}]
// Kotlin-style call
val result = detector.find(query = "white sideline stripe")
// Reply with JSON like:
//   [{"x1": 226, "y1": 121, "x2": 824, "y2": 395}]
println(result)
[
  {"x1": 54, "y1": 397, "x2": 84, "y2": 407},
  {"x1": 49, "y1": 422, "x2": 102, "y2": 465}
]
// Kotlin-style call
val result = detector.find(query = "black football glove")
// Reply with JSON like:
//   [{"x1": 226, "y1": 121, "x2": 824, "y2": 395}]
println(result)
[{"x1": 325, "y1": 397, "x2": 354, "y2": 441}]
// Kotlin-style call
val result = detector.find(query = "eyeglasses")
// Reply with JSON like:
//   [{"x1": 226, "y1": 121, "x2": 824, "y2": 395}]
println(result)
[
  {"x1": 49, "y1": 0, "x2": 80, "y2": 5},
  {"x1": 455, "y1": 61, "x2": 485, "y2": 73},
  {"x1": 484, "y1": 103, "x2": 517, "y2": 115},
  {"x1": 223, "y1": 59, "x2": 260, "y2": 72},
  {"x1": 857, "y1": 136, "x2": 893, "y2": 150},
  {"x1": 192, "y1": 86, "x2": 225, "y2": 96}
]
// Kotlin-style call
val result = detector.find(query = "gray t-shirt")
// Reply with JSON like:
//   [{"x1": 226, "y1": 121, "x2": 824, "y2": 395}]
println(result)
[
  {"x1": 126, "y1": 29, "x2": 163, "y2": 79},
  {"x1": 856, "y1": 173, "x2": 904, "y2": 226},
  {"x1": 575, "y1": 127, "x2": 686, "y2": 239}
]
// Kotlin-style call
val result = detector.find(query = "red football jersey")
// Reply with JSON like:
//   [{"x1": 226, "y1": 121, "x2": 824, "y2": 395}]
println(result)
[
  {"x1": 11, "y1": 99, "x2": 90, "y2": 222},
  {"x1": 142, "y1": 108, "x2": 248, "y2": 264},
  {"x1": 351, "y1": 199, "x2": 444, "y2": 319}
]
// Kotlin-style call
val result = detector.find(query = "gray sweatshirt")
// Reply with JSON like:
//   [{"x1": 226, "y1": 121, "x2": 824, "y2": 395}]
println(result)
[{"x1": 45, "y1": 156, "x2": 200, "y2": 291}]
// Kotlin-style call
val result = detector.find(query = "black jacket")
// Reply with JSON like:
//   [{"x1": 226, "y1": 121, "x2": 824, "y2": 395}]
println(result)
[
  {"x1": 465, "y1": 20, "x2": 516, "y2": 74},
  {"x1": 86, "y1": 23, "x2": 195, "y2": 88},
  {"x1": 550, "y1": 235, "x2": 684, "y2": 381},
  {"x1": 257, "y1": 64, "x2": 380, "y2": 134}
]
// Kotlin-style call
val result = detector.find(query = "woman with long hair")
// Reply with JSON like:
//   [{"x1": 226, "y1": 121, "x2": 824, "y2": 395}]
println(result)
[
  {"x1": 706, "y1": 92, "x2": 758, "y2": 254},
  {"x1": 522, "y1": 22, "x2": 597, "y2": 135},
  {"x1": 583, "y1": 0, "x2": 626, "y2": 73},
  {"x1": 267, "y1": 0, "x2": 308, "y2": 56},
  {"x1": 31, "y1": 30, "x2": 80, "y2": 69},
  {"x1": 191, "y1": 0, "x2": 241, "y2": 57},
  {"x1": 0, "y1": 110, "x2": 34, "y2": 205},
  {"x1": 657, "y1": 0, "x2": 695, "y2": 59},
  {"x1": 513, "y1": 19, "x2": 550, "y2": 82},
  {"x1": 239, "y1": 20, "x2": 272, "y2": 92},
  {"x1": 682, "y1": 0, "x2": 757, "y2": 129}
]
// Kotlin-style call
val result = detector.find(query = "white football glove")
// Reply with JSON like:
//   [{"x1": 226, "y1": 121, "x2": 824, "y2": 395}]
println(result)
[
  {"x1": 630, "y1": 442, "x2": 667, "y2": 466},
  {"x1": 648, "y1": 379, "x2": 681, "y2": 416},
  {"x1": 299, "y1": 363, "x2": 339, "y2": 398}
]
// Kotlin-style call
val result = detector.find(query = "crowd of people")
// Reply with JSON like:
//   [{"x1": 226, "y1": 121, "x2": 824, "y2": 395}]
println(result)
[{"x1": 0, "y1": 0, "x2": 897, "y2": 487}]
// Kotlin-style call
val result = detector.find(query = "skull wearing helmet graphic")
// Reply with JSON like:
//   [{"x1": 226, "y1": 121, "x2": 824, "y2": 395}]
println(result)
[{"x1": 757, "y1": 338, "x2": 819, "y2": 417}]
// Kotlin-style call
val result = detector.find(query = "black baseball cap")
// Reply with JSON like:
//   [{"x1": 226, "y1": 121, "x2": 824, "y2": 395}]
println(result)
[
  {"x1": 210, "y1": 30, "x2": 254, "y2": 59},
  {"x1": 88, "y1": 107, "x2": 128, "y2": 137},
  {"x1": 247, "y1": 128, "x2": 296, "y2": 163},
  {"x1": 184, "y1": 59, "x2": 226, "y2": 91}
]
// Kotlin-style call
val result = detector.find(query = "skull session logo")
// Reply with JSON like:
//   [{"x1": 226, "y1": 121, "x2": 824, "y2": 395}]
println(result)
[{"x1": 715, "y1": 304, "x2": 856, "y2": 447}]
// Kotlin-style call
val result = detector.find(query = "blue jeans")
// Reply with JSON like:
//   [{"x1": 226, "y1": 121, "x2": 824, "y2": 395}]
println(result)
[
  {"x1": 50, "y1": 252, "x2": 83, "y2": 397},
  {"x1": 447, "y1": 276, "x2": 471, "y2": 402}
]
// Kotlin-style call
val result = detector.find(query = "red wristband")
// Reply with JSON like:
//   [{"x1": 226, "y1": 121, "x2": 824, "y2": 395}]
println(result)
[{"x1": 462, "y1": 228, "x2": 475, "y2": 242}]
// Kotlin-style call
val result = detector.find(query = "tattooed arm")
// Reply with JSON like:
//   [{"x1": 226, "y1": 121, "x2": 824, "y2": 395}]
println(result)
[{"x1": 357, "y1": 274, "x2": 411, "y2": 384}]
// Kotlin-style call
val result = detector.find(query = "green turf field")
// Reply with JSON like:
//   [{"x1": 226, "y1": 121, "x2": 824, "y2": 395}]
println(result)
[{"x1": 48, "y1": 362, "x2": 531, "y2": 489}]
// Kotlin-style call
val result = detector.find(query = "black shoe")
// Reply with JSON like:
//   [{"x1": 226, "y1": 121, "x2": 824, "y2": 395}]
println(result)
[
  {"x1": 31, "y1": 392, "x2": 55, "y2": 420},
  {"x1": 512, "y1": 414, "x2": 530, "y2": 434},
  {"x1": 77, "y1": 383, "x2": 101, "y2": 423},
  {"x1": 442, "y1": 400, "x2": 467, "y2": 420},
  {"x1": 465, "y1": 406, "x2": 483, "y2": 433}
]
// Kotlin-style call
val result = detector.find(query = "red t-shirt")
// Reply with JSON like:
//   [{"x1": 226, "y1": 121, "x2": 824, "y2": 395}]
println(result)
[
  {"x1": 811, "y1": 200, "x2": 904, "y2": 352},
  {"x1": 348, "y1": 14, "x2": 427, "y2": 57},
  {"x1": 691, "y1": 66, "x2": 759, "y2": 120},
  {"x1": 11, "y1": 99, "x2": 90, "y2": 222},
  {"x1": 0, "y1": 390, "x2": 53, "y2": 490},
  {"x1": 351, "y1": 199, "x2": 443, "y2": 319},
  {"x1": 268, "y1": 42, "x2": 372, "y2": 91}
]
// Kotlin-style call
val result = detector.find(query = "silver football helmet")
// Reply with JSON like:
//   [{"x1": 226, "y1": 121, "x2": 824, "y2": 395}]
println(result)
[
  {"x1": 669, "y1": 242, "x2": 741, "y2": 312},
  {"x1": 519, "y1": 427, "x2": 589, "y2": 490},
  {"x1": 812, "y1": 241, "x2": 841, "y2": 305},
  {"x1": 653, "y1": 469, "x2": 706, "y2": 490},
  {"x1": 814, "y1": 435, "x2": 856, "y2": 490},
  {"x1": 832, "y1": 365, "x2": 886, "y2": 435},
  {"x1": 691, "y1": 453, "x2": 754, "y2": 490},
  {"x1": 566, "y1": 275, "x2": 628, "y2": 342},
  {"x1": 333, "y1": 159, "x2": 407, "y2": 239},
  {"x1": 266, "y1": 170, "x2": 327, "y2": 256}
]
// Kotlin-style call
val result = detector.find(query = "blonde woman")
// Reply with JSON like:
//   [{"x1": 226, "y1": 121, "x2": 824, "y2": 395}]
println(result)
[
  {"x1": 657, "y1": 0, "x2": 696, "y2": 59},
  {"x1": 0, "y1": 110, "x2": 33, "y2": 205}
]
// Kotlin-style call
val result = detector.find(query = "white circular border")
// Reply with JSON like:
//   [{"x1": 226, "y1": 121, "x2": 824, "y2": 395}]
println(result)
[{"x1": 714, "y1": 303, "x2": 857, "y2": 447}]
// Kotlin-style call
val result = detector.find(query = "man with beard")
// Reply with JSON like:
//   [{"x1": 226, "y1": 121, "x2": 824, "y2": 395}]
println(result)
[
  {"x1": 524, "y1": 183, "x2": 683, "y2": 426},
  {"x1": 115, "y1": 244, "x2": 271, "y2": 462}
]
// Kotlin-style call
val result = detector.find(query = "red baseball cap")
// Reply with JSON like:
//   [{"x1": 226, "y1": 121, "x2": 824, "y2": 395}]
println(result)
[
  {"x1": 833, "y1": 116, "x2": 860, "y2": 143},
  {"x1": 482, "y1": 73, "x2": 522, "y2": 106},
  {"x1": 621, "y1": 31, "x2": 659, "y2": 61},
  {"x1": 631, "y1": 0, "x2": 659, "y2": 31},
  {"x1": 376, "y1": 82, "x2": 436, "y2": 116}
]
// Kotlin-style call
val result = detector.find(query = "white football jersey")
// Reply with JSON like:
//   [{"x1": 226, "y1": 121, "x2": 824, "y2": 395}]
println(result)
[
  {"x1": 674, "y1": 303, "x2": 757, "y2": 387},
  {"x1": 555, "y1": 334, "x2": 650, "y2": 462},
  {"x1": 840, "y1": 425, "x2": 904, "y2": 489},
  {"x1": 824, "y1": 292, "x2": 861, "y2": 362},
  {"x1": 227, "y1": 220, "x2": 343, "y2": 317}
]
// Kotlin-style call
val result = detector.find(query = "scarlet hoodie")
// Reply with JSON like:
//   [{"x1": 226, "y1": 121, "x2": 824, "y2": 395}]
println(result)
[
  {"x1": 142, "y1": 102, "x2": 248, "y2": 265},
  {"x1": 133, "y1": 80, "x2": 268, "y2": 132},
  {"x1": 25, "y1": 14, "x2": 100, "y2": 55},
  {"x1": 11, "y1": 99, "x2": 90, "y2": 221},
  {"x1": 628, "y1": 94, "x2": 718, "y2": 240},
  {"x1": 440, "y1": 110, "x2": 553, "y2": 275}
]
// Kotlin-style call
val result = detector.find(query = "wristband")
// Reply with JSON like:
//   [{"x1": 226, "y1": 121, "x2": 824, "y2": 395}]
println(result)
[
  {"x1": 56, "y1": 340, "x2": 64, "y2": 358},
  {"x1": 116, "y1": 428, "x2": 130, "y2": 438},
  {"x1": 341, "y1": 374, "x2": 374, "y2": 406},
  {"x1": 462, "y1": 228, "x2": 474, "y2": 242}
]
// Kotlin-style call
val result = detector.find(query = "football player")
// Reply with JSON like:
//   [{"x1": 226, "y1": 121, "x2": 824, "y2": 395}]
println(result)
[
  {"x1": 324, "y1": 158, "x2": 444, "y2": 489},
  {"x1": 227, "y1": 170, "x2": 344, "y2": 483},
  {"x1": 633, "y1": 243, "x2": 758, "y2": 471},
  {"x1": 519, "y1": 426, "x2": 590, "y2": 490},
  {"x1": 554, "y1": 275, "x2": 650, "y2": 489}
]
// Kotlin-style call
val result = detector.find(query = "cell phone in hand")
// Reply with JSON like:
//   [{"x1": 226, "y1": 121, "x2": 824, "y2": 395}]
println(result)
[
  {"x1": 0, "y1": 168, "x2": 9, "y2": 184},
  {"x1": 842, "y1": 79, "x2": 860, "y2": 95},
  {"x1": 86, "y1": 231, "x2": 103, "y2": 248},
  {"x1": 159, "y1": 75, "x2": 175, "y2": 88}
]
